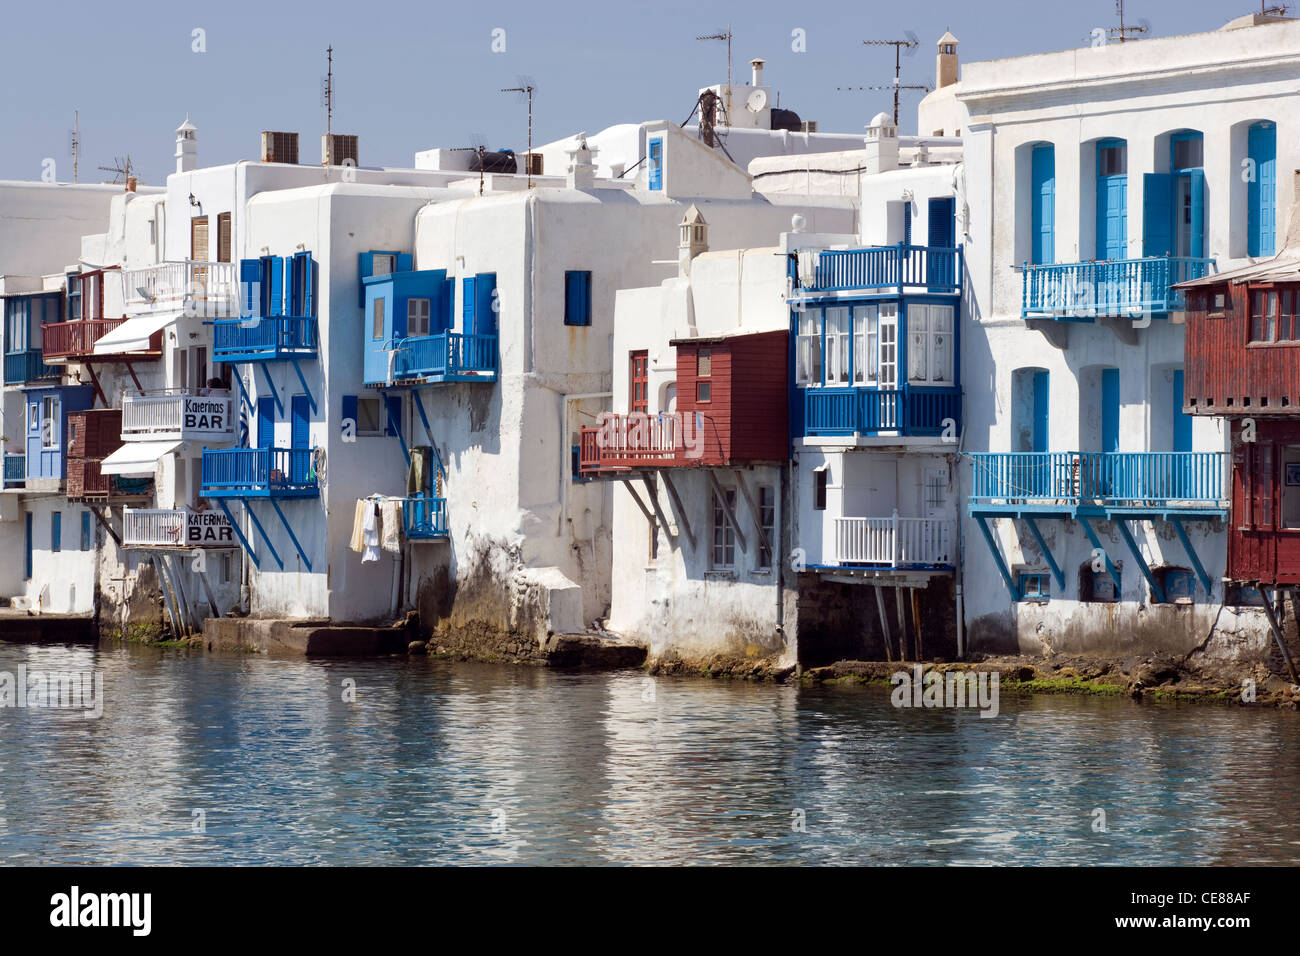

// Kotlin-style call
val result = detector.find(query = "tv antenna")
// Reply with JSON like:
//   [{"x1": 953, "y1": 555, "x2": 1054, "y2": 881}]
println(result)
[
  {"x1": 697, "y1": 25, "x2": 734, "y2": 117},
  {"x1": 501, "y1": 79, "x2": 535, "y2": 188},
  {"x1": 1258, "y1": 2, "x2": 1290, "y2": 15},
  {"x1": 68, "y1": 110, "x2": 80, "y2": 183},
  {"x1": 98, "y1": 155, "x2": 133, "y2": 185},
  {"x1": 1108, "y1": 1, "x2": 1149, "y2": 42},
  {"x1": 863, "y1": 32, "x2": 921, "y2": 127},
  {"x1": 321, "y1": 45, "x2": 335, "y2": 139}
]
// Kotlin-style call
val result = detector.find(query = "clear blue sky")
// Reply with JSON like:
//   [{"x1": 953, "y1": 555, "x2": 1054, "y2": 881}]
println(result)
[{"x1": 0, "y1": 0, "x2": 1258, "y2": 184}]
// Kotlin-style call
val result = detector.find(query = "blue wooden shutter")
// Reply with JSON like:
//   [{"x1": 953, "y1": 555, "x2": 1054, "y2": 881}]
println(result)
[
  {"x1": 51, "y1": 511, "x2": 61, "y2": 553},
  {"x1": 80, "y1": 511, "x2": 91, "y2": 551},
  {"x1": 1142, "y1": 173, "x2": 1174, "y2": 258},
  {"x1": 257, "y1": 396, "x2": 275, "y2": 448},
  {"x1": 1097, "y1": 142, "x2": 1128, "y2": 260},
  {"x1": 240, "y1": 258, "x2": 260, "y2": 316},
  {"x1": 342, "y1": 394, "x2": 358, "y2": 430},
  {"x1": 1249, "y1": 123, "x2": 1277, "y2": 258},
  {"x1": 1032, "y1": 370, "x2": 1049, "y2": 453},
  {"x1": 358, "y1": 252, "x2": 374, "y2": 307},
  {"x1": 385, "y1": 394, "x2": 401, "y2": 437},
  {"x1": 290, "y1": 252, "x2": 314, "y2": 317},
  {"x1": 1188, "y1": 168, "x2": 1205, "y2": 260},
  {"x1": 462, "y1": 276, "x2": 476, "y2": 332},
  {"x1": 269, "y1": 256, "x2": 285, "y2": 316},
  {"x1": 1101, "y1": 368, "x2": 1120, "y2": 454},
  {"x1": 902, "y1": 203, "x2": 912, "y2": 245},
  {"x1": 475, "y1": 273, "x2": 498, "y2": 336},
  {"x1": 1031, "y1": 145, "x2": 1055, "y2": 265},
  {"x1": 1172, "y1": 369, "x2": 1192, "y2": 452},
  {"x1": 442, "y1": 277, "x2": 455, "y2": 333},
  {"x1": 927, "y1": 197, "x2": 955, "y2": 248},
  {"x1": 291, "y1": 395, "x2": 310, "y2": 449},
  {"x1": 397, "y1": 253, "x2": 413, "y2": 272}
]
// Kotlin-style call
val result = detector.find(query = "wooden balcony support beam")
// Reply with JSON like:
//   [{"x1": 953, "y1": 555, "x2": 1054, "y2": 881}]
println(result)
[
  {"x1": 706, "y1": 469, "x2": 747, "y2": 552},
  {"x1": 658, "y1": 471, "x2": 695, "y2": 550},
  {"x1": 733, "y1": 469, "x2": 772, "y2": 565}
]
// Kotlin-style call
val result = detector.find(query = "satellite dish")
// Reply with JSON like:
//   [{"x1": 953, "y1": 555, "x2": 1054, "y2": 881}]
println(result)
[{"x1": 746, "y1": 89, "x2": 769, "y2": 113}]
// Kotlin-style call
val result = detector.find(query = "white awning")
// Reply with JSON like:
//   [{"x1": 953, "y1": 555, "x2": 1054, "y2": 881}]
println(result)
[
  {"x1": 92, "y1": 311, "x2": 180, "y2": 355},
  {"x1": 100, "y1": 439, "x2": 182, "y2": 477}
]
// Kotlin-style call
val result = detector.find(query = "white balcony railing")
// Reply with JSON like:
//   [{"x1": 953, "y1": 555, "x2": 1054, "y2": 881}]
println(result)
[
  {"x1": 121, "y1": 390, "x2": 235, "y2": 442},
  {"x1": 835, "y1": 513, "x2": 955, "y2": 567},
  {"x1": 123, "y1": 508, "x2": 235, "y2": 548},
  {"x1": 121, "y1": 261, "x2": 238, "y2": 315}
]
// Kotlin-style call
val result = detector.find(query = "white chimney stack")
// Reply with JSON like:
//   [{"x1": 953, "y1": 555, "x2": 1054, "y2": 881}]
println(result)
[
  {"x1": 750, "y1": 58, "x2": 766, "y2": 88},
  {"x1": 175, "y1": 115, "x2": 198, "y2": 174}
]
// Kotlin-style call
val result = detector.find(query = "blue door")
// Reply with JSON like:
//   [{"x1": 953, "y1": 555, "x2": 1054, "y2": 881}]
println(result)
[
  {"x1": 473, "y1": 273, "x2": 498, "y2": 337},
  {"x1": 1172, "y1": 369, "x2": 1192, "y2": 452},
  {"x1": 1032, "y1": 370, "x2": 1049, "y2": 453},
  {"x1": 256, "y1": 396, "x2": 275, "y2": 449},
  {"x1": 1142, "y1": 173, "x2": 1174, "y2": 258},
  {"x1": 290, "y1": 394, "x2": 310, "y2": 484},
  {"x1": 1096, "y1": 139, "x2": 1128, "y2": 261},
  {"x1": 1101, "y1": 368, "x2": 1120, "y2": 454},
  {"x1": 1249, "y1": 122, "x2": 1277, "y2": 258},
  {"x1": 928, "y1": 197, "x2": 956, "y2": 288},
  {"x1": 1031, "y1": 145, "x2": 1055, "y2": 265}
]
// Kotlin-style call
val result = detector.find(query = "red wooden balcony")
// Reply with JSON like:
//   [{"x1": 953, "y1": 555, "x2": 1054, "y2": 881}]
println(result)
[
  {"x1": 41, "y1": 319, "x2": 129, "y2": 362},
  {"x1": 66, "y1": 457, "x2": 154, "y2": 501}
]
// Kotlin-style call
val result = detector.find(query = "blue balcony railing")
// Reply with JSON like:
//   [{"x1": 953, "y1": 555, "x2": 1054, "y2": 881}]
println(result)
[
  {"x1": 200, "y1": 446, "x2": 319, "y2": 498},
  {"x1": 803, "y1": 386, "x2": 961, "y2": 437},
  {"x1": 4, "y1": 453, "x2": 24, "y2": 488},
  {"x1": 1021, "y1": 256, "x2": 1214, "y2": 319},
  {"x1": 403, "y1": 495, "x2": 449, "y2": 539},
  {"x1": 392, "y1": 332, "x2": 498, "y2": 382},
  {"x1": 795, "y1": 244, "x2": 963, "y2": 295},
  {"x1": 4, "y1": 349, "x2": 59, "y2": 385},
  {"x1": 212, "y1": 316, "x2": 318, "y2": 362},
  {"x1": 968, "y1": 452, "x2": 1226, "y2": 508}
]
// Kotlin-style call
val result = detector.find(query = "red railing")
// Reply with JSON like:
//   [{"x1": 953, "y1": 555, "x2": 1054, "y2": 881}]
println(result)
[
  {"x1": 578, "y1": 413, "x2": 708, "y2": 475},
  {"x1": 41, "y1": 318, "x2": 127, "y2": 360}
]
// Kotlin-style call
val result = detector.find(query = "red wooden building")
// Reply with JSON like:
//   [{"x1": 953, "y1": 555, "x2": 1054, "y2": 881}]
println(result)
[
  {"x1": 579, "y1": 329, "x2": 788, "y2": 474},
  {"x1": 1180, "y1": 258, "x2": 1300, "y2": 585}
]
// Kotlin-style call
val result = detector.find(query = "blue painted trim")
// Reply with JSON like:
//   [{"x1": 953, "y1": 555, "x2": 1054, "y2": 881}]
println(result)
[
  {"x1": 382, "y1": 389, "x2": 410, "y2": 466},
  {"x1": 269, "y1": 498, "x2": 311, "y2": 572},
  {"x1": 290, "y1": 358, "x2": 315, "y2": 414},
  {"x1": 215, "y1": 499, "x2": 260, "y2": 570},
  {"x1": 1113, "y1": 516, "x2": 1164, "y2": 603},
  {"x1": 973, "y1": 514, "x2": 1021, "y2": 601},
  {"x1": 1169, "y1": 515, "x2": 1212, "y2": 596},
  {"x1": 1078, "y1": 515, "x2": 1123, "y2": 598},
  {"x1": 1022, "y1": 515, "x2": 1065, "y2": 590},
  {"x1": 257, "y1": 363, "x2": 282, "y2": 417},
  {"x1": 242, "y1": 501, "x2": 284, "y2": 571},
  {"x1": 409, "y1": 388, "x2": 446, "y2": 481}
]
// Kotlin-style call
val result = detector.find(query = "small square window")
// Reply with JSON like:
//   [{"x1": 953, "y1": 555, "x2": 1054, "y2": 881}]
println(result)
[
  {"x1": 813, "y1": 469, "x2": 828, "y2": 511},
  {"x1": 697, "y1": 349, "x2": 711, "y2": 377},
  {"x1": 1018, "y1": 571, "x2": 1050, "y2": 602},
  {"x1": 372, "y1": 254, "x2": 396, "y2": 277},
  {"x1": 407, "y1": 298, "x2": 431, "y2": 337},
  {"x1": 565, "y1": 271, "x2": 592, "y2": 327},
  {"x1": 372, "y1": 298, "x2": 385, "y2": 341},
  {"x1": 356, "y1": 397, "x2": 384, "y2": 436},
  {"x1": 1210, "y1": 291, "x2": 1226, "y2": 316},
  {"x1": 697, "y1": 381, "x2": 711, "y2": 402}
]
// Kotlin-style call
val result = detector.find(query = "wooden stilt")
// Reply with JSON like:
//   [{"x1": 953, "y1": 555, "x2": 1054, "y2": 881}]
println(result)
[
  {"x1": 874, "y1": 584, "x2": 893, "y2": 663},
  {"x1": 911, "y1": 588, "x2": 923, "y2": 661},
  {"x1": 1260, "y1": 587, "x2": 1299, "y2": 685},
  {"x1": 895, "y1": 585, "x2": 909, "y2": 662}
]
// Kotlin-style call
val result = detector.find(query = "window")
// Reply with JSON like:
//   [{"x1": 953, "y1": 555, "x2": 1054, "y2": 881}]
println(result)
[
  {"x1": 1079, "y1": 563, "x2": 1120, "y2": 603},
  {"x1": 648, "y1": 138, "x2": 664, "y2": 191},
  {"x1": 1153, "y1": 567, "x2": 1196, "y2": 604},
  {"x1": 908, "y1": 304, "x2": 954, "y2": 385},
  {"x1": 696, "y1": 348, "x2": 712, "y2": 402},
  {"x1": 191, "y1": 216, "x2": 209, "y2": 262},
  {"x1": 1172, "y1": 136, "x2": 1203, "y2": 171},
  {"x1": 216, "y1": 212, "x2": 232, "y2": 263},
  {"x1": 570, "y1": 444, "x2": 592, "y2": 484},
  {"x1": 757, "y1": 485, "x2": 775, "y2": 569},
  {"x1": 1282, "y1": 445, "x2": 1300, "y2": 529},
  {"x1": 82, "y1": 274, "x2": 100, "y2": 321},
  {"x1": 565, "y1": 271, "x2": 592, "y2": 326},
  {"x1": 825, "y1": 307, "x2": 850, "y2": 384},
  {"x1": 711, "y1": 487, "x2": 736, "y2": 569},
  {"x1": 41, "y1": 397, "x2": 57, "y2": 448},
  {"x1": 796, "y1": 309, "x2": 821, "y2": 385},
  {"x1": 1249, "y1": 289, "x2": 1298, "y2": 343},
  {"x1": 372, "y1": 254, "x2": 396, "y2": 277},
  {"x1": 407, "y1": 298, "x2": 431, "y2": 337},
  {"x1": 1226, "y1": 582, "x2": 1267, "y2": 607},
  {"x1": 813, "y1": 467, "x2": 828, "y2": 511},
  {"x1": 51, "y1": 511, "x2": 61, "y2": 553},
  {"x1": 1017, "y1": 571, "x2": 1050, "y2": 602},
  {"x1": 630, "y1": 351, "x2": 648, "y2": 414},
  {"x1": 852, "y1": 305, "x2": 878, "y2": 384},
  {"x1": 66, "y1": 273, "x2": 81, "y2": 321},
  {"x1": 1209, "y1": 290, "x2": 1227, "y2": 317},
  {"x1": 28, "y1": 403, "x2": 39, "y2": 432},
  {"x1": 80, "y1": 511, "x2": 91, "y2": 551},
  {"x1": 372, "y1": 297, "x2": 385, "y2": 341},
  {"x1": 356, "y1": 397, "x2": 384, "y2": 436},
  {"x1": 1098, "y1": 142, "x2": 1126, "y2": 176}
]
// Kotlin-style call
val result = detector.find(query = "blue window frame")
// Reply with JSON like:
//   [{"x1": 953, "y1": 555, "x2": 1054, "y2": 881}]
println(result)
[
  {"x1": 648, "y1": 138, "x2": 663, "y2": 191},
  {"x1": 1017, "y1": 571, "x2": 1050, "y2": 602},
  {"x1": 1096, "y1": 138, "x2": 1128, "y2": 261},
  {"x1": 565, "y1": 271, "x2": 592, "y2": 326},
  {"x1": 1030, "y1": 144, "x2": 1055, "y2": 265},
  {"x1": 80, "y1": 511, "x2": 91, "y2": 551},
  {"x1": 1155, "y1": 567, "x2": 1196, "y2": 604},
  {"x1": 51, "y1": 511, "x2": 61, "y2": 553},
  {"x1": 1248, "y1": 122, "x2": 1277, "y2": 258}
]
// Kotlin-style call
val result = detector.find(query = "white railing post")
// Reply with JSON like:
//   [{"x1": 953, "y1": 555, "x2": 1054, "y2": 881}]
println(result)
[{"x1": 891, "y1": 509, "x2": 900, "y2": 567}]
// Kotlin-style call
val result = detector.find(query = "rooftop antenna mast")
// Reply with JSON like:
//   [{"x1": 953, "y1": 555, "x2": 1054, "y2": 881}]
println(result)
[
  {"x1": 68, "y1": 110, "x2": 79, "y2": 183},
  {"x1": 322, "y1": 45, "x2": 334, "y2": 140},
  {"x1": 1108, "y1": 1, "x2": 1149, "y2": 42},
  {"x1": 863, "y1": 32, "x2": 921, "y2": 127},
  {"x1": 696, "y1": 25, "x2": 734, "y2": 119},
  {"x1": 97, "y1": 155, "x2": 133, "y2": 185},
  {"x1": 1258, "y1": 2, "x2": 1290, "y2": 15},
  {"x1": 501, "y1": 80, "x2": 535, "y2": 188}
]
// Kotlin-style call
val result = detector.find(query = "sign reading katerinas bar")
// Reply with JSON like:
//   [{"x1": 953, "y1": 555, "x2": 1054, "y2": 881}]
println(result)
[
  {"x1": 186, "y1": 511, "x2": 234, "y2": 545},
  {"x1": 182, "y1": 397, "x2": 231, "y2": 435}
]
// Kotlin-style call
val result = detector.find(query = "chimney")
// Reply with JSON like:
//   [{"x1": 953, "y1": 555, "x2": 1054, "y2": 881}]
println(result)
[
  {"x1": 936, "y1": 31, "x2": 959, "y2": 90},
  {"x1": 750, "y1": 58, "x2": 766, "y2": 87},
  {"x1": 261, "y1": 131, "x2": 300, "y2": 164},
  {"x1": 679, "y1": 204, "x2": 708, "y2": 276},
  {"x1": 175, "y1": 115, "x2": 198, "y2": 174},
  {"x1": 566, "y1": 134, "x2": 597, "y2": 190},
  {"x1": 125, "y1": 176, "x2": 138, "y2": 193},
  {"x1": 322, "y1": 133, "x2": 359, "y2": 167},
  {"x1": 864, "y1": 112, "x2": 900, "y2": 175}
]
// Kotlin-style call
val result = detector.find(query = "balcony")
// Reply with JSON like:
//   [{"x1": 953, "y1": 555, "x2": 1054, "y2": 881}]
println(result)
[
  {"x1": 968, "y1": 452, "x2": 1226, "y2": 513},
  {"x1": 793, "y1": 244, "x2": 962, "y2": 296},
  {"x1": 41, "y1": 318, "x2": 127, "y2": 362},
  {"x1": 123, "y1": 508, "x2": 236, "y2": 548},
  {"x1": 66, "y1": 458, "x2": 154, "y2": 501},
  {"x1": 1021, "y1": 256, "x2": 1214, "y2": 320},
  {"x1": 4, "y1": 349, "x2": 59, "y2": 385},
  {"x1": 200, "y1": 446, "x2": 319, "y2": 498},
  {"x1": 402, "y1": 496, "x2": 449, "y2": 540},
  {"x1": 390, "y1": 332, "x2": 498, "y2": 383},
  {"x1": 803, "y1": 386, "x2": 960, "y2": 438},
  {"x1": 4, "y1": 453, "x2": 24, "y2": 489},
  {"x1": 121, "y1": 390, "x2": 235, "y2": 443},
  {"x1": 835, "y1": 514, "x2": 956, "y2": 568},
  {"x1": 122, "y1": 261, "x2": 238, "y2": 316},
  {"x1": 578, "y1": 415, "x2": 686, "y2": 475},
  {"x1": 212, "y1": 316, "x2": 318, "y2": 363}
]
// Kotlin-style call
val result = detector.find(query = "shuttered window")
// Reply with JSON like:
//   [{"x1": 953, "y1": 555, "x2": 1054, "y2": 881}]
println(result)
[
  {"x1": 564, "y1": 271, "x2": 592, "y2": 326},
  {"x1": 216, "y1": 213, "x2": 232, "y2": 262},
  {"x1": 191, "y1": 216, "x2": 209, "y2": 262}
]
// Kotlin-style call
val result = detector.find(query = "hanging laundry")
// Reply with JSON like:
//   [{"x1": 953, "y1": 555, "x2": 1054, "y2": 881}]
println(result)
[
  {"x1": 380, "y1": 499, "x2": 403, "y2": 553},
  {"x1": 349, "y1": 499, "x2": 368, "y2": 553},
  {"x1": 408, "y1": 446, "x2": 432, "y2": 496},
  {"x1": 362, "y1": 500, "x2": 381, "y2": 563}
]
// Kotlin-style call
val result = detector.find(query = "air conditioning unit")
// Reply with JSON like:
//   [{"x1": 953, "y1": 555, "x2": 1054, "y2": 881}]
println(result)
[
  {"x1": 522, "y1": 152, "x2": 543, "y2": 176},
  {"x1": 322, "y1": 134, "x2": 359, "y2": 167},
  {"x1": 261, "y1": 131, "x2": 299, "y2": 164}
]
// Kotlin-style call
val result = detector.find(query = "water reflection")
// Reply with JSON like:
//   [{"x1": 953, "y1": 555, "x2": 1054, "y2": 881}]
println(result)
[{"x1": 0, "y1": 642, "x2": 1296, "y2": 865}]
